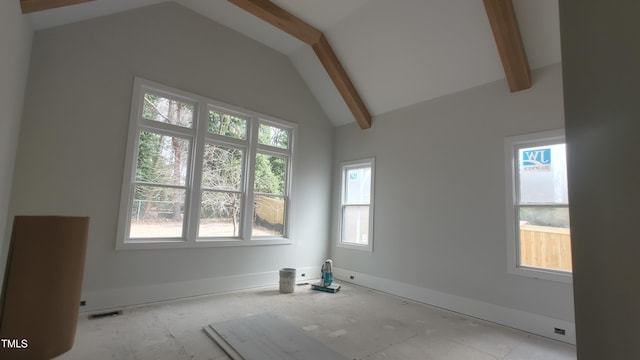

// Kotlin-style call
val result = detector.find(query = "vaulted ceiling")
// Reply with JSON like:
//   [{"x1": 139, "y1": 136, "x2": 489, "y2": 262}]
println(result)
[{"x1": 21, "y1": 0, "x2": 561, "y2": 127}]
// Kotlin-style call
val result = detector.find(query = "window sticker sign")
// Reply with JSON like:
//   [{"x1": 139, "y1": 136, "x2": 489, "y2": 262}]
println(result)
[{"x1": 522, "y1": 148, "x2": 551, "y2": 172}]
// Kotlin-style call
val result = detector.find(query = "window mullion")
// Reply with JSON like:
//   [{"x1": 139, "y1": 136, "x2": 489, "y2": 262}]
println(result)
[
  {"x1": 138, "y1": 120, "x2": 193, "y2": 137},
  {"x1": 243, "y1": 116, "x2": 259, "y2": 240},
  {"x1": 186, "y1": 103, "x2": 207, "y2": 242},
  {"x1": 513, "y1": 145, "x2": 522, "y2": 206},
  {"x1": 516, "y1": 204, "x2": 569, "y2": 208},
  {"x1": 132, "y1": 182, "x2": 187, "y2": 190},
  {"x1": 256, "y1": 144, "x2": 290, "y2": 157}
]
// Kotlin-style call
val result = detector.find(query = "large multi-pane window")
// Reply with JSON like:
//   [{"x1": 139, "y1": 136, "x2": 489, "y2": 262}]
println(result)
[
  {"x1": 117, "y1": 78, "x2": 294, "y2": 249},
  {"x1": 505, "y1": 129, "x2": 571, "y2": 282},
  {"x1": 339, "y1": 158, "x2": 375, "y2": 251}
]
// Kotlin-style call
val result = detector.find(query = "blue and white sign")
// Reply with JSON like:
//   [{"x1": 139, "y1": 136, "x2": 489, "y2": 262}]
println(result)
[{"x1": 522, "y1": 148, "x2": 551, "y2": 172}]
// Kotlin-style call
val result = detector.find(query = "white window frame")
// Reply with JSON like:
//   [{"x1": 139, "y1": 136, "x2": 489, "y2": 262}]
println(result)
[
  {"x1": 505, "y1": 129, "x2": 571, "y2": 283},
  {"x1": 116, "y1": 77, "x2": 295, "y2": 250},
  {"x1": 338, "y1": 158, "x2": 375, "y2": 252}
]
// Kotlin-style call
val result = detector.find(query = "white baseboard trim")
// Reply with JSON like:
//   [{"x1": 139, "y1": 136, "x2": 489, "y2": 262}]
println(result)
[
  {"x1": 80, "y1": 266, "x2": 320, "y2": 313},
  {"x1": 333, "y1": 267, "x2": 576, "y2": 345}
]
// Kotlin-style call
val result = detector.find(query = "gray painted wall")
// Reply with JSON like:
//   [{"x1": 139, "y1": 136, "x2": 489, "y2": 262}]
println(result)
[
  {"x1": 560, "y1": 1, "x2": 640, "y2": 358},
  {"x1": 2, "y1": 0, "x2": 586, "y2": 345},
  {"x1": 0, "y1": 1, "x2": 33, "y2": 286},
  {"x1": 331, "y1": 63, "x2": 574, "y2": 322},
  {"x1": 9, "y1": 3, "x2": 333, "y2": 309}
]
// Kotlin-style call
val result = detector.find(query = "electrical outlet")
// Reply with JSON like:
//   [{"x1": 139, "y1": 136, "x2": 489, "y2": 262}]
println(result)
[
  {"x1": 554, "y1": 328, "x2": 566, "y2": 335},
  {"x1": 80, "y1": 300, "x2": 86, "y2": 306},
  {"x1": 350, "y1": 275, "x2": 355, "y2": 280},
  {"x1": 301, "y1": 273, "x2": 305, "y2": 277}
]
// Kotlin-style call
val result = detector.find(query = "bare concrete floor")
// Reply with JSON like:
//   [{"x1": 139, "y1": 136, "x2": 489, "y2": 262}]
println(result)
[{"x1": 56, "y1": 283, "x2": 576, "y2": 360}]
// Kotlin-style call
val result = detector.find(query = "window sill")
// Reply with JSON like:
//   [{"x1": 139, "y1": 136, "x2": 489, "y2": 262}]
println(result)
[
  {"x1": 337, "y1": 242, "x2": 373, "y2": 252},
  {"x1": 508, "y1": 265, "x2": 572, "y2": 284},
  {"x1": 116, "y1": 237, "x2": 293, "y2": 250}
]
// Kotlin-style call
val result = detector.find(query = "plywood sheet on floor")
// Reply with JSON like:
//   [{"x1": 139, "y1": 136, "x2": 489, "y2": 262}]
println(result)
[{"x1": 205, "y1": 313, "x2": 348, "y2": 360}]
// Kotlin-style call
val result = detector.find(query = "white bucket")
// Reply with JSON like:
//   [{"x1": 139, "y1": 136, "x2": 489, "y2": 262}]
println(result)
[{"x1": 279, "y1": 268, "x2": 296, "y2": 293}]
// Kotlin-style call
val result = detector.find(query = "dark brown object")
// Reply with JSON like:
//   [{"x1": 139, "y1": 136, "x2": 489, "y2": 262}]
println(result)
[
  {"x1": 20, "y1": 0, "x2": 95, "y2": 14},
  {"x1": 0, "y1": 216, "x2": 89, "y2": 360}
]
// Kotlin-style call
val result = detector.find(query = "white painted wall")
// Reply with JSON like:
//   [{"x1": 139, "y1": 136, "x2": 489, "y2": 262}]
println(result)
[
  {"x1": 9, "y1": 3, "x2": 333, "y2": 311},
  {"x1": 331, "y1": 64, "x2": 575, "y2": 340},
  {"x1": 560, "y1": 1, "x2": 640, "y2": 358},
  {"x1": 0, "y1": 1, "x2": 33, "y2": 287}
]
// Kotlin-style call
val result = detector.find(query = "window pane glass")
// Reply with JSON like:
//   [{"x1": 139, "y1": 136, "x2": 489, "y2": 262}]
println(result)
[
  {"x1": 135, "y1": 131, "x2": 189, "y2": 186},
  {"x1": 130, "y1": 185, "x2": 185, "y2": 238},
  {"x1": 258, "y1": 123, "x2": 289, "y2": 149},
  {"x1": 345, "y1": 167, "x2": 371, "y2": 204},
  {"x1": 202, "y1": 144, "x2": 243, "y2": 190},
  {"x1": 254, "y1": 153, "x2": 285, "y2": 195},
  {"x1": 343, "y1": 205, "x2": 369, "y2": 245},
  {"x1": 208, "y1": 110, "x2": 247, "y2": 140},
  {"x1": 142, "y1": 93, "x2": 193, "y2": 128},
  {"x1": 518, "y1": 206, "x2": 570, "y2": 228},
  {"x1": 199, "y1": 191, "x2": 242, "y2": 237},
  {"x1": 519, "y1": 207, "x2": 572, "y2": 272},
  {"x1": 253, "y1": 195, "x2": 285, "y2": 236},
  {"x1": 518, "y1": 143, "x2": 568, "y2": 204}
]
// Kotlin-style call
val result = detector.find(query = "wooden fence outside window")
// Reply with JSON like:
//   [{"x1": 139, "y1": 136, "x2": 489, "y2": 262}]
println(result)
[{"x1": 520, "y1": 224, "x2": 572, "y2": 272}]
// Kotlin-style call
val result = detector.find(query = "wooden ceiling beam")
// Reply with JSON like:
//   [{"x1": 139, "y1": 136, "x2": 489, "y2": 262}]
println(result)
[
  {"x1": 312, "y1": 35, "x2": 371, "y2": 129},
  {"x1": 20, "y1": 0, "x2": 95, "y2": 14},
  {"x1": 483, "y1": 0, "x2": 531, "y2": 92},
  {"x1": 228, "y1": 0, "x2": 372, "y2": 129},
  {"x1": 227, "y1": 0, "x2": 321, "y2": 45}
]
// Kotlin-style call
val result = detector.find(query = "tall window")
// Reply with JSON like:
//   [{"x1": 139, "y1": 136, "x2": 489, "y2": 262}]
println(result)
[
  {"x1": 117, "y1": 78, "x2": 295, "y2": 249},
  {"x1": 505, "y1": 130, "x2": 571, "y2": 282},
  {"x1": 339, "y1": 158, "x2": 375, "y2": 251}
]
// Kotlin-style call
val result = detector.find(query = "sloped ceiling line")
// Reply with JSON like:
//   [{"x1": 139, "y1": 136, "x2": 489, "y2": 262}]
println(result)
[
  {"x1": 228, "y1": 0, "x2": 372, "y2": 129},
  {"x1": 21, "y1": 0, "x2": 541, "y2": 126}
]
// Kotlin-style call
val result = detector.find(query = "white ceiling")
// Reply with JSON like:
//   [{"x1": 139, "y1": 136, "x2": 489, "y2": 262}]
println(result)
[{"x1": 27, "y1": 0, "x2": 561, "y2": 126}]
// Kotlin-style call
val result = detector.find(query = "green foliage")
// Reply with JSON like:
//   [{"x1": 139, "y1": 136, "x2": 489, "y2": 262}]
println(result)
[
  {"x1": 135, "y1": 132, "x2": 162, "y2": 206},
  {"x1": 136, "y1": 132, "x2": 160, "y2": 182},
  {"x1": 136, "y1": 92, "x2": 193, "y2": 220},
  {"x1": 258, "y1": 124, "x2": 288, "y2": 149},
  {"x1": 520, "y1": 207, "x2": 570, "y2": 228},
  {"x1": 143, "y1": 93, "x2": 193, "y2": 128},
  {"x1": 254, "y1": 154, "x2": 285, "y2": 194},
  {"x1": 142, "y1": 93, "x2": 160, "y2": 120},
  {"x1": 135, "y1": 132, "x2": 188, "y2": 185},
  {"x1": 208, "y1": 111, "x2": 247, "y2": 139},
  {"x1": 134, "y1": 106, "x2": 289, "y2": 224},
  {"x1": 255, "y1": 124, "x2": 287, "y2": 195}
]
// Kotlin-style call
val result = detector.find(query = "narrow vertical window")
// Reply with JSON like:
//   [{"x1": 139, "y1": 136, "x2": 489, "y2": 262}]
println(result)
[
  {"x1": 252, "y1": 121, "x2": 291, "y2": 237},
  {"x1": 130, "y1": 92, "x2": 194, "y2": 240},
  {"x1": 199, "y1": 143, "x2": 245, "y2": 238},
  {"x1": 505, "y1": 130, "x2": 572, "y2": 282},
  {"x1": 339, "y1": 158, "x2": 375, "y2": 251}
]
